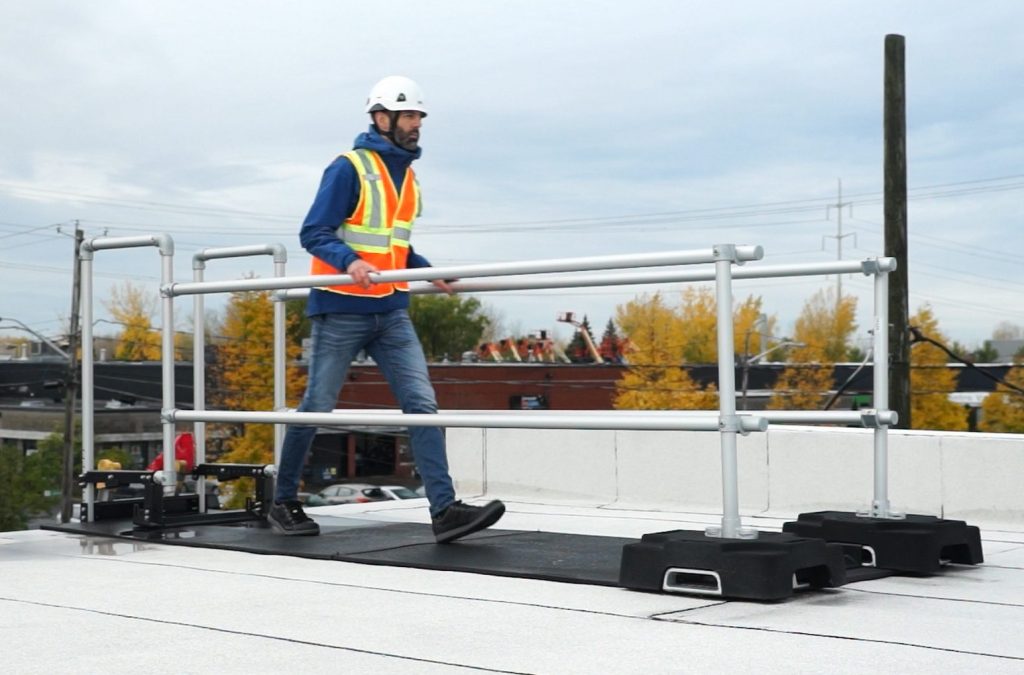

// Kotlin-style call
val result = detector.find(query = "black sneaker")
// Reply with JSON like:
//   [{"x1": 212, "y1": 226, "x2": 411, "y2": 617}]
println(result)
[
  {"x1": 267, "y1": 500, "x2": 320, "y2": 536},
  {"x1": 432, "y1": 500, "x2": 505, "y2": 544}
]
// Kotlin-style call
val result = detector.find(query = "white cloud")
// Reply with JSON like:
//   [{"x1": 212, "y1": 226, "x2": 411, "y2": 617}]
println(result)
[{"x1": 0, "y1": 0, "x2": 1022, "y2": 348}]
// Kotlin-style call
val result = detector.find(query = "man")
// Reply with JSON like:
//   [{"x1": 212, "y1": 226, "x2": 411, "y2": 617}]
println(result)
[{"x1": 268, "y1": 75, "x2": 505, "y2": 543}]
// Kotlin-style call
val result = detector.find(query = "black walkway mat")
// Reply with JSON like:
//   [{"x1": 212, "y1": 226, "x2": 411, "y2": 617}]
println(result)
[
  {"x1": 43, "y1": 517, "x2": 892, "y2": 588},
  {"x1": 43, "y1": 517, "x2": 631, "y2": 587}
]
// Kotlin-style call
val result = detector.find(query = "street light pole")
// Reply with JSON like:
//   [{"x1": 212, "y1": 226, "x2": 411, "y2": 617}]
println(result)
[
  {"x1": 0, "y1": 317, "x2": 70, "y2": 360},
  {"x1": 740, "y1": 340, "x2": 803, "y2": 411},
  {"x1": 740, "y1": 315, "x2": 767, "y2": 411}
]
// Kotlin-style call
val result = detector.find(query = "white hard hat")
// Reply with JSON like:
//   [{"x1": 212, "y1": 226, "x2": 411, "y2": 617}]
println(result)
[{"x1": 365, "y1": 76, "x2": 428, "y2": 116}]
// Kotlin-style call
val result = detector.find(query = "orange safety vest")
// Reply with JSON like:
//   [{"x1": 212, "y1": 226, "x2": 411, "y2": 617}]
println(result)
[{"x1": 310, "y1": 148, "x2": 422, "y2": 297}]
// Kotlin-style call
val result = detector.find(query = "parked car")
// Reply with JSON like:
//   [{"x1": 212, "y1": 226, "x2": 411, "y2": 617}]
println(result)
[
  {"x1": 377, "y1": 485, "x2": 424, "y2": 500},
  {"x1": 414, "y1": 485, "x2": 426, "y2": 497},
  {"x1": 314, "y1": 483, "x2": 389, "y2": 506}
]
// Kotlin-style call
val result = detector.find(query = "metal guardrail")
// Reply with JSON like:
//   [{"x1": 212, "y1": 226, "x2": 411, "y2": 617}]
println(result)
[{"x1": 78, "y1": 235, "x2": 898, "y2": 536}]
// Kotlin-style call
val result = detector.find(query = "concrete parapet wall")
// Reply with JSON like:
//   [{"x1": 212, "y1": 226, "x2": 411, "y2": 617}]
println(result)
[{"x1": 446, "y1": 426, "x2": 1024, "y2": 528}]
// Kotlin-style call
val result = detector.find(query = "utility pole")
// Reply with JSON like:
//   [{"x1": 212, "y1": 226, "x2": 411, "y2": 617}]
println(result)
[
  {"x1": 60, "y1": 222, "x2": 83, "y2": 523},
  {"x1": 824, "y1": 178, "x2": 855, "y2": 303},
  {"x1": 884, "y1": 34, "x2": 911, "y2": 429}
]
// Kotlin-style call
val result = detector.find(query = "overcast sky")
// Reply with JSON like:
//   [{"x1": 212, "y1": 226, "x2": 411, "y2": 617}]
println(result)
[{"x1": 1, "y1": 0, "x2": 1022, "y2": 355}]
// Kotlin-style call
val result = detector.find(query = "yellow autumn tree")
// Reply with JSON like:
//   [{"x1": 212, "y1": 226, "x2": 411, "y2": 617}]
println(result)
[
  {"x1": 979, "y1": 358, "x2": 1024, "y2": 433},
  {"x1": 909, "y1": 305, "x2": 968, "y2": 431},
  {"x1": 768, "y1": 288, "x2": 857, "y2": 410},
  {"x1": 676, "y1": 286, "x2": 773, "y2": 363},
  {"x1": 614, "y1": 293, "x2": 717, "y2": 409},
  {"x1": 103, "y1": 281, "x2": 189, "y2": 360},
  {"x1": 615, "y1": 288, "x2": 776, "y2": 410},
  {"x1": 678, "y1": 286, "x2": 718, "y2": 364},
  {"x1": 105, "y1": 282, "x2": 161, "y2": 361},
  {"x1": 794, "y1": 287, "x2": 858, "y2": 362},
  {"x1": 734, "y1": 296, "x2": 774, "y2": 360},
  {"x1": 212, "y1": 289, "x2": 307, "y2": 505}
]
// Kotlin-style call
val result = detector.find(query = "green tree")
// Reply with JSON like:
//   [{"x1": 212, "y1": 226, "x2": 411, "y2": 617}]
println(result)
[
  {"x1": 972, "y1": 341, "x2": 999, "y2": 363},
  {"x1": 565, "y1": 314, "x2": 598, "y2": 363},
  {"x1": 599, "y1": 318, "x2": 624, "y2": 363},
  {"x1": 0, "y1": 441, "x2": 61, "y2": 531},
  {"x1": 408, "y1": 294, "x2": 490, "y2": 361}
]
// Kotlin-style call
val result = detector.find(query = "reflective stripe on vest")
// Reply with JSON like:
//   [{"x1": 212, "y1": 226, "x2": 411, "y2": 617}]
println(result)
[{"x1": 311, "y1": 148, "x2": 420, "y2": 297}]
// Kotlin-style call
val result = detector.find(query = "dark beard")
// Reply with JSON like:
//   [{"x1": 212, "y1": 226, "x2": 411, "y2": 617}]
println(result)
[{"x1": 393, "y1": 127, "x2": 419, "y2": 151}]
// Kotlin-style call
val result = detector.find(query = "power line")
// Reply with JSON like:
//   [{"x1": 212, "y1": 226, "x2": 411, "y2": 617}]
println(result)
[
  {"x1": 848, "y1": 221, "x2": 1020, "y2": 266},
  {"x1": 0, "y1": 222, "x2": 66, "y2": 240},
  {"x1": 912, "y1": 264, "x2": 1024, "y2": 292},
  {"x1": 0, "y1": 258, "x2": 160, "y2": 282},
  {"x1": 3, "y1": 173, "x2": 1022, "y2": 235},
  {"x1": 0, "y1": 181, "x2": 299, "y2": 221}
]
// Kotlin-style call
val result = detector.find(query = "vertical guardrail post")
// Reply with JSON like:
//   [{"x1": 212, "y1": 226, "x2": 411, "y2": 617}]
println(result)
[
  {"x1": 159, "y1": 244, "x2": 176, "y2": 495},
  {"x1": 622, "y1": 244, "x2": 849, "y2": 598},
  {"x1": 79, "y1": 248, "x2": 95, "y2": 522},
  {"x1": 191, "y1": 244, "x2": 289, "y2": 511},
  {"x1": 705, "y1": 245, "x2": 757, "y2": 540},
  {"x1": 783, "y1": 257, "x2": 980, "y2": 575},
  {"x1": 272, "y1": 254, "x2": 287, "y2": 462},
  {"x1": 79, "y1": 235, "x2": 176, "y2": 518},
  {"x1": 192, "y1": 256, "x2": 207, "y2": 506},
  {"x1": 862, "y1": 265, "x2": 903, "y2": 519}
]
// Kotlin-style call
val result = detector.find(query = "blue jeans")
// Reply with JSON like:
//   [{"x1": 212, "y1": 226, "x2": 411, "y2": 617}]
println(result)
[{"x1": 275, "y1": 310, "x2": 455, "y2": 516}]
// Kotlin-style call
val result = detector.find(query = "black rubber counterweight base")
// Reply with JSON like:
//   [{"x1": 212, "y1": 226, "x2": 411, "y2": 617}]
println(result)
[
  {"x1": 782, "y1": 511, "x2": 983, "y2": 574},
  {"x1": 619, "y1": 529, "x2": 847, "y2": 601}
]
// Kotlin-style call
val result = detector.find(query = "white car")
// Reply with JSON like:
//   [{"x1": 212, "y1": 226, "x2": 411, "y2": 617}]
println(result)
[{"x1": 377, "y1": 485, "x2": 424, "y2": 500}]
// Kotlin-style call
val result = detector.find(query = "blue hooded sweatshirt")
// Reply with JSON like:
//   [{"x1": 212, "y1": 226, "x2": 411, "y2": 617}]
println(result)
[{"x1": 300, "y1": 127, "x2": 431, "y2": 317}]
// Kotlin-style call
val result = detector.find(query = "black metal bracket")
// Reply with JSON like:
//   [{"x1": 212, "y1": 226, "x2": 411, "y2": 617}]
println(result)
[
  {"x1": 191, "y1": 462, "x2": 273, "y2": 481},
  {"x1": 79, "y1": 469, "x2": 157, "y2": 490},
  {"x1": 129, "y1": 462, "x2": 274, "y2": 530},
  {"x1": 78, "y1": 463, "x2": 275, "y2": 531}
]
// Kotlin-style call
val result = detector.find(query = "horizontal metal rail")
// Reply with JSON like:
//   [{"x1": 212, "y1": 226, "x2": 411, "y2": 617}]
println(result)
[
  {"x1": 167, "y1": 245, "x2": 763, "y2": 296},
  {"x1": 315, "y1": 408, "x2": 898, "y2": 428},
  {"x1": 193, "y1": 244, "x2": 287, "y2": 266},
  {"x1": 274, "y1": 257, "x2": 896, "y2": 299},
  {"x1": 169, "y1": 409, "x2": 770, "y2": 433},
  {"x1": 82, "y1": 234, "x2": 173, "y2": 255}
]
